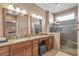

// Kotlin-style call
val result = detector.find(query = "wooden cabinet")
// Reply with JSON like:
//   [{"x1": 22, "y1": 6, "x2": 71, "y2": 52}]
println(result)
[
  {"x1": 10, "y1": 40, "x2": 32, "y2": 56},
  {"x1": 26, "y1": 41, "x2": 32, "y2": 56},
  {"x1": 43, "y1": 36, "x2": 54, "y2": 51},
  {"x1": 0, "y1": 46, "x2": 9, "y2": 56},
  {"x1": 48, "y1": 36, "x2": 54, "y2": 50},
  {"x1": 43, "y1": 37, "x2": 49, "y2": 51},
  {"x1": 0, "y1": 35, "x2": 54, "y2": 56},
  {"x1": 32, "y1": 40, "x2": 39, "y2": 56},
  {"x1": 10, "y1": 42, "x2": 27, "y2": 56}
]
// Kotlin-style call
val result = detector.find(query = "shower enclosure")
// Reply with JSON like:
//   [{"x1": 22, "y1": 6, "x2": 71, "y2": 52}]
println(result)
[
  {"x1": 53, "y1": 12, "x2": 77, "y2": 56},
  {"x1": 58, "y1": 20, "x2": 77, "y2": 56}
]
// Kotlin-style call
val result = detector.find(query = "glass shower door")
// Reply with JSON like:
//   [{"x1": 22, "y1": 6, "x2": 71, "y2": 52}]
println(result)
[{"x1": 57, "y1": 20, "x2": 77, "y2": 56}]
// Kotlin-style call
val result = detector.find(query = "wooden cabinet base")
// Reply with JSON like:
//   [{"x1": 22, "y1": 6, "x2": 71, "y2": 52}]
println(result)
[
  {"x1": 32, "y1": 40, "x2": 39, "y2": 56},
  {"x1": 0, "y1": 36, "x2": 54, "y2": 56},
  {"x1": 26, "y1": 41, "x2": 32, "y2": 56},
  {"x1": 0, "y1": 46, "x2": 9, "y2": 56},
  {"x1": 48, "y1": 36, "x2": 54, "y2": 50}
]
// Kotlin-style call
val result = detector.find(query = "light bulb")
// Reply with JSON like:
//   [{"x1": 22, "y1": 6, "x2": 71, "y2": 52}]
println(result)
[
  {"x1": 13, "y1": 21, "x2": 16, "y2": 23},
  {"x1": 22, "y1": 10, "x2": 27, "y2": 14},
  {"x1": 33, "y1": 14, "x2": 36, "y2": 17},
  {"x1": 36, "y1": 15, "x2": 40, "y2": 19},
  {"x1": 15, "y1": 7, "x2": 21, "y2": 13},
  {"x1": 39, "y1": 16, "x2": 42, "y2": 19}
]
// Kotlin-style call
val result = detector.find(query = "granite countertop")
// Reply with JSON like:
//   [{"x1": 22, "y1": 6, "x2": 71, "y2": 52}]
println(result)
[{"x1": 0, "y1": 33, "x2": 60, "y2": 47}]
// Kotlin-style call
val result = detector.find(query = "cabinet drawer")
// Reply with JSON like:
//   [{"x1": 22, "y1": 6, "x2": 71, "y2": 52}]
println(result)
[{"x1": 0, "y1": 46, "x2": 9, "y2": 56}]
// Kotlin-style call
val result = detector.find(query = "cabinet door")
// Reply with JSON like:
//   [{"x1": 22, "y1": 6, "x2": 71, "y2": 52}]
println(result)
[
  {"x1": 49, "y1": 36, "x2": 54, "y2": 50},
  {"x1": 22, "y1": 47, "x2": 27, "y2": 56},
  {"x1": 32, "y1": 40, "x2": 38, "y2": 56},
  {"x1": 26, "y1": 41, "x2": 32, "y2": 56},
  {"x1": 13, "y1": 49, "x2": 22, "y2": 56},
  {"x1": 10, "y1": 47, "x2": 26, "y2": 56},
  {"x1": 43, "y1": 38, "x2": 49, "y2": 51},
  {"x1": 10, "y1": 42, "x2": 27, "y2": 56},
  {"x1": 0, "y1": 46, "x2": 9, "y2": 56}
]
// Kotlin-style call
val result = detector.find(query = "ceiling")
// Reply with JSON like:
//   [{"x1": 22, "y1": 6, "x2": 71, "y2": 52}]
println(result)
[{"x1": 35, "y1": 3, "x2": 78, "y2": 13}]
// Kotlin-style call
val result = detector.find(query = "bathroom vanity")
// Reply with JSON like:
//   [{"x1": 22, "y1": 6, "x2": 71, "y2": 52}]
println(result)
[{"x1": 0, "y1": 34, "x2": 56, "y2": 56}]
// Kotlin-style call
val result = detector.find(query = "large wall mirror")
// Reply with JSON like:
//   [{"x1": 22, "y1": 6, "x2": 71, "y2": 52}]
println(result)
[
  {"x1": 3, "y1": 8, "x2": 28, "y2": 40},
  {"x1": 31, "y1": 17, "x2": 42, "y2": 36},
  {"x1": 3, "y1": 9, "x2": 17, "y2": 40},
  {"x1": 17, "y1": 15, "x2": 28, "y2": 38}
]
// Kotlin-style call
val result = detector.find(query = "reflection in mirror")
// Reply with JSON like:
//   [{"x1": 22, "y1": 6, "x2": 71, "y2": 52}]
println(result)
[
  {"x1": 31, "y1": 17, "x2": 42, "y2": 36},
  {"x1": 17, "y1": 15, "x2": 28, "y2": 38},
  {"x1": 3, "y1": 9, "x2": 17, "y2": 40},
  {"x1": 3, "y1": 8, "x2": 28, "y2": 40}
]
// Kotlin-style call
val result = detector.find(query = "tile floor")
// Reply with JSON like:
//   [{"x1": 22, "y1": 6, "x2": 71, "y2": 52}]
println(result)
[
  {"x1": 43, "y1": 49, "x2": 58, "y2": 56},
  {"x1": 55, "y1": 52, "x2": 71, "y2": 56},
  {"x1": 43, "y1": 49, "x2": 71, "y2": 56}
]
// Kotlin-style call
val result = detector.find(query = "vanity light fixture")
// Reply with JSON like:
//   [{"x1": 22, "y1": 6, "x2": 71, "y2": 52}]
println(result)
[
  {"x1": 12, "y1": 20, "x2": 16, "y2": 23},
  {"x1": 8, "y1": 4, "x2": 27, "y2": 15},
  {"x1": 8, "y1": 4, "x2": 15, "y2": 11},
  {"x1": 15, "y1": 7, "x2": 21, "y2": 13},
  {"x1": 8, "y1": 10, "x2": 13, "y2": 14},
  {"x1": 36, "y1": 15, "x2": 40, "y2": 19},
  {"x1": 37, "y1": 16, "x2": 43, "y2": 19},
  {"x1": 39, "y1": 16, "x2": 42, "y2": 19},
  {"x1": 32, "y1": 14, "x2": 42, "y2": 19},
  {"x1": 21, "y1": 10, "x2": 27, "y2": 14},
  {"x1": 33, "y1": 14, "x2": 37, "y2": 18}
]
